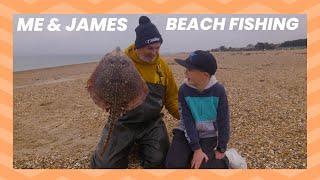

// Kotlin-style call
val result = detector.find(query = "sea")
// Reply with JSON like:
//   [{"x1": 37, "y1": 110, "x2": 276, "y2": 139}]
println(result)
[{"x1": 14, "y1": 54, "x2": 103, "y2": 72}]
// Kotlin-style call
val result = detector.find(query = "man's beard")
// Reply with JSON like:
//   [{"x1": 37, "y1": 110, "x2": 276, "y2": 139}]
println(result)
[{"x1": 139, "y1": 54, "x2": 157, "y2": 63}]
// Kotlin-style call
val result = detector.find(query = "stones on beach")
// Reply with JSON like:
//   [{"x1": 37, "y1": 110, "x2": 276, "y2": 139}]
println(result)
[{"x1": 13, "y1": 49, "x2": 306, "y2": 169}]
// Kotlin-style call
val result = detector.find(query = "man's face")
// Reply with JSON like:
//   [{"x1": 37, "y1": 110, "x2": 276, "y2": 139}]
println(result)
[{"x1": 136, "y1": 42, "x2": 161, "y2": 62}]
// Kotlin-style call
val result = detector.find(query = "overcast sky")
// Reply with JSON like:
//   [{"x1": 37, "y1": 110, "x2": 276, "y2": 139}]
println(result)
[{"x1": 14, "y1": 14, "x2": 306, "y2": 55}]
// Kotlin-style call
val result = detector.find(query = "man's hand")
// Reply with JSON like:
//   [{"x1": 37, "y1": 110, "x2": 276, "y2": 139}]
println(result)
[
  {"x1": 191, "y1": 149, "x2": 209, "y2": 169},
  {"x1": 215, "y1": 150, "x2": 225, "y2": 160}
]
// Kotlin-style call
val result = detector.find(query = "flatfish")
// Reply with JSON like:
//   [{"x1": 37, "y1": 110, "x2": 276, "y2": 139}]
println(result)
[{"x1": 87, "y1": 47, "x2": 148, "y2": 158}]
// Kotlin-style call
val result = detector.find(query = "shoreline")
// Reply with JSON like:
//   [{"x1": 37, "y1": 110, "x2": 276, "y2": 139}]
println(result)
[{"x1": 14, "y1": 48, "x2": 305, "y2": 74}]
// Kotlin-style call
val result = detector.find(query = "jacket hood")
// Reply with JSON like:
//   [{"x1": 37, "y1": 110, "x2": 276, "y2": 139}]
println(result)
[{"x1": 184, "y1": 75, "x2": 218, "y2": 90}]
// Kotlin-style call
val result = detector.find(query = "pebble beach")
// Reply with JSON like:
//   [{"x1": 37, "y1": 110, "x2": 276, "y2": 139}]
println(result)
[{"x1": 13, "y1": 49, "x2": 306, "y2": 169}]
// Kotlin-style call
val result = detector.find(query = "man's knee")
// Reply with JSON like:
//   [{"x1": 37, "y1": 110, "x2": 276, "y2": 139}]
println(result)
[
  {"x1": 142, "y1": 150, "x2": 167, "y2": 168},
  {"x1": 90, "y1": 124, "x2": 132, "y2": 169},
  {"x1": 90, "y1": 150, "x2": 129, "y2": 169}
]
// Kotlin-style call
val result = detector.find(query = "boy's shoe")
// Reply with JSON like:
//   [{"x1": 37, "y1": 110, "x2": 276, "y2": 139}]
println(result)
[{"x1": 225, "y1": 148, "x2": 247, "y2": 169}]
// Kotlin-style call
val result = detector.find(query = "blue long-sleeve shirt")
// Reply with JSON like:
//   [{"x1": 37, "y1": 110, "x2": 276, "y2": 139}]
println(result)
[{"x1": 176, "y1": 76, "x2": 230, "y2": 151}]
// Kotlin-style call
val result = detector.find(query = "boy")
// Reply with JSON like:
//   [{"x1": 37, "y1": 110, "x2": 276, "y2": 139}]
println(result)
[{"x1": 165, "y1": 50, "x2": 230, "y2": 169}]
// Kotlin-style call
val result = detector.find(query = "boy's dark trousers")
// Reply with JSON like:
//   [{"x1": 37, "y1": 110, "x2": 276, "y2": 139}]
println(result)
[{"x1": 165, "y1": 129, "x2": 229, "y2": 169}]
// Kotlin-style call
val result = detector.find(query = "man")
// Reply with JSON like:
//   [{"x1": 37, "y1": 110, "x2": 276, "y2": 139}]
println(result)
[{"x1": 91, "y1": 16, "x2": 179, "y2": 168}]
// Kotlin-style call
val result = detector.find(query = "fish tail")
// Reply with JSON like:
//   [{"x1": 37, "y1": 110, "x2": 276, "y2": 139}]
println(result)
[{"x1": 99, "y1": 113, "x2": 118, "y2": 159}]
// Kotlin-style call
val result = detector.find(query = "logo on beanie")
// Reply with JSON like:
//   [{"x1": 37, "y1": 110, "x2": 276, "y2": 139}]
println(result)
[{"x1": 145, "y1": 37, "x2": 160, "y2": 44}]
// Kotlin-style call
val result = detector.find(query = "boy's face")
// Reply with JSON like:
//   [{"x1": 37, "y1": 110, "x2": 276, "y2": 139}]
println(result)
[
  {"x1": 136, "y1": 42, "x2": 161, "y2": 62},
  {"x1": 185, "y1": 68, "x2": 210, "y2": 87}
]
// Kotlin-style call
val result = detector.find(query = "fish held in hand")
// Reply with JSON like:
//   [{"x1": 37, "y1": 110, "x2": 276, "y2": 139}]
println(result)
[{"x1": 87, "y1": 47, "x2": 148, "y2": 158}]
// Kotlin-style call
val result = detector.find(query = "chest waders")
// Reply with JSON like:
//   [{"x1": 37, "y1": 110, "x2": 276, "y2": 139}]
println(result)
[{"x1": 91, "y1": 65, "x2": 170, "y2": 168}]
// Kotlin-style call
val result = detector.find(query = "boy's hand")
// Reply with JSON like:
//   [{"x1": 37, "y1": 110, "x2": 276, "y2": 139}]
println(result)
[
  {"x1": 191, "y1": 149, "x2": 209, "y2": 169},
  {"x1": 215, "y1": 150, "x2": 225, "y2": 159}
]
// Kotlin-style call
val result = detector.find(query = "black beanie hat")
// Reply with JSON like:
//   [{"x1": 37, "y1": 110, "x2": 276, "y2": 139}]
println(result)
[{"x1": 135, "y1": 16, "x2": 163, "y2": 49}]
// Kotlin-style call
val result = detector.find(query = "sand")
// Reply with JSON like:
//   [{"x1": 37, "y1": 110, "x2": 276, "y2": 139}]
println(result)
[{"x1": 13, "y1": 49, "x2": 306, "y2": 169}]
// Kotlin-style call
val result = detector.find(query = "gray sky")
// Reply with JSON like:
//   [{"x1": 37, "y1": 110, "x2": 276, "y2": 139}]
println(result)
[{"x1": 14, "y1": 14, "x2": 306, "y2": 55}]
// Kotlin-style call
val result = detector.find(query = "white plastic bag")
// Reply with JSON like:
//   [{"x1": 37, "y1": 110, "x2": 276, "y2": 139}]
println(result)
[{"x1": 225, "y1": 148, "x2": 247, "y2": 169}]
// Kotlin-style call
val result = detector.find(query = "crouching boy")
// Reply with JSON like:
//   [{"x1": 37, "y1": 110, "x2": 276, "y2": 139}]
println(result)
[{"x1": 165, "y1": 50, "x2": 230, "y2": 169}]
